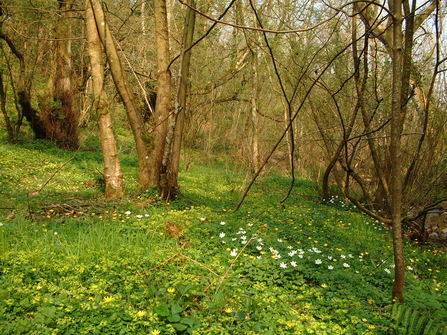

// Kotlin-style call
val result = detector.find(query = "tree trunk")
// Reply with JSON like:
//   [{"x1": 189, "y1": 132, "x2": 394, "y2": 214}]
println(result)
[
  {"x1": 390, "y1": 0, "x2": 405, "y2": 303},
  {"x1": 44, "y1": 0, "x2": 79, "y2": 149},
  {"x1": 159, "y1": 0, "x2": 196, "y2": 200},
  {"x1": 89, "y1": 0, "x2": 152, "y2": 192},
  {"x1": 0, "y1": 65, "x2": 14, "y2": 141},
  {"x1": 249, "y1": 40, "x2": 261, "y2": 173},
  {"x1": 85, "y1": 0, "x2": 124, "y2": 199},
  {"x1": 153, "y1": 0, "x2": 173, "y2": 191}
]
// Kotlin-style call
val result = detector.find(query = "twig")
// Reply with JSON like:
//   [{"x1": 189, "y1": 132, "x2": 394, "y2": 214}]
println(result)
[{"x1": 33, "y1": 146, "x2": 82, "y2": 195}]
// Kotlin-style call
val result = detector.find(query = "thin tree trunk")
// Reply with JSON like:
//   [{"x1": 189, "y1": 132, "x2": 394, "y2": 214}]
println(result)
[
  {"x1": 85, "y1": 0, "x2": 124, "y2": 199},
  {"x1": 0, "y1": 65, "x2": 13, "y2": 140},
  {"x1": 89, "y1": 0, "x2": 152, "y2": 192},
  {"x1": 390, "y1": 0, "x2": 405, "y2": 302},
  {"x1": 249, "y1": 41, "x2": 261, "y2": 173},
  {"x1": 160, "y1": 1, "x2": 196, "y2": 200},
  {"x1": 153, "y1": 0, "x2": 173, "y2": 190}
]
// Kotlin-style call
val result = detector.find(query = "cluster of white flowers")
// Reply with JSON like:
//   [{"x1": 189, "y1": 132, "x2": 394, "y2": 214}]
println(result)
[
  {"x1": 215, "y1": 218, "x2": 397, "y2": 277},
  {"x1": 124, "y1": 211, "x2": 149, "y2": 218}
]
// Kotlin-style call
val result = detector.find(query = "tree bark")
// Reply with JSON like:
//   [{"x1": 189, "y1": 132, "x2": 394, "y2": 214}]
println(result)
[
  {"x1": 390, "y1": 0, "x2": 405, "y2": 303},
  {"x1": 45, "y1": 0, "x2": 79, "y2": 149},
  {"x1": 85, "y1": 0, "x2": 124, "y2": 199},
  {"x1": 153, "y1": 0, "x2": 174, "y2": 192},
  {"x1": 89, "y1": 0, "x2": 152, "y2": 192},
  {"x1": 159, "y1": 0, "x2": 196, "y2": 200}
]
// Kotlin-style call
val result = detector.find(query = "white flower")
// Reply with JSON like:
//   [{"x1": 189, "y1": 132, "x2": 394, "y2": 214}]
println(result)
[
  {"x1": 341, "y1": 255, "x2": 346, "y2": 259},
  {"x1": 230, "y1": 249, "x2": 238, "y2": 257},
  {"x1": 219, "y1": 232, "x2": 226, "y2": 238},
  {"x1": 220, "y1": 221, "x2": 226, "y2": 225},
  {"x1": 277, "y1": 239, "x2": 283, "y2": 243},
  {"x1": 0, "y1": 222, "x2": 3, "y2": 226},
  {"x1": 343, "y1": 263, "x2": 350, "y2": 268},
  {"x1": 145, "y1": 214, "x2": 150, "y2": 217},
  {"x1": 328, "y1": 256, "x2": 333, "y2": 260},
  {"x1": 291, "y1": 261, "x2": 297, "y2": 267},
  {"x1": 257, "y1": 255, "x2": 262, "y2": 259},
  {"x1": 200, "y1": 217, "x2": 206, "y2": 221},
  {"x1": 287, "y1": 246, "x2": 294, "y2": 249},
  {"x1": 384, "y1": 268, "x2": 391, "y2": 274},
  {"x1": 257, "y1": 238, "x2": 263, "y2": 243},
  {"x1": 274, "y1": 254, "x2": 282, "y2": 259},
  {"x1": 125, "y1": 211, "x2": 131, "y2": 215},
  {"x1": 256, "y1": 246, "x2": 262, "y2": 250},
  {"x1": 247, "y1": 223, "x2": 253, "y2": 226},
  {"x1": 407, "y1": 266, "x2": 413, "y2": 271},
  {"x1": 54, "y1": 232, "x2": 58, "y2": 235},
  {"x1": 232, "y1": 238, "x2": 237, "y2": 241},
  {"x1": 298, "y1": 254, "x2": 304, "y2": 258},
  {"x1": 328, "y1": 266, "x2": 334, "y2": 270},
  {"x1": 315, "y1": 259, "x2": 322, "y2": 265},
  {"x1": 240, "y1": 235, "x2": 247, "y2": 240},
  {"x1": 280, "y1": 262, "x2": 287, "y2": 268},
  {"x1": 136, "y1": 215, "x2": 143, "y2": 218},
  {"x1": 288, "y1": 251, "x2": 297, "y2": 257}
]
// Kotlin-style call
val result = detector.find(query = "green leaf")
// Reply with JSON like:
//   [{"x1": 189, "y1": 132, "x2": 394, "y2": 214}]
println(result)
[
  {"x1": 235, "y1": 311, "x2": 246, "y2": 320},
  {"x1": 179, "y1": 285, "x2": 194, "y2": 295},
  {"x1": 182, "y1": 317, "x2": 199, "y2": 327},
  {"x1": 168, "y1": 314, "x2": 181, "y2": 322},
  {"x1": 213, "y1": 292, "x2": 224, "y2": 301},
  {"x1": 172, "y1": 323, "x2": 188, "y2": 331},
  {"x1": 154, "y1": 304, "x2": 170, "y2": 316},
  {"x1": 171, "y1": 303, "x2": 183, "y2": 315}
]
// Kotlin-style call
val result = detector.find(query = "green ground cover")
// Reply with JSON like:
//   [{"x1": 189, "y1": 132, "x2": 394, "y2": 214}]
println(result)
[{"x1": 0, "y1": 141, "x2": 446, "y2": 334}]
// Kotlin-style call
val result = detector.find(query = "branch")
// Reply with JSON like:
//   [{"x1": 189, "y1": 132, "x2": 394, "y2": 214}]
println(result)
[{"x1": 178, "y1": 0, "x2": 342, "y2": 34}]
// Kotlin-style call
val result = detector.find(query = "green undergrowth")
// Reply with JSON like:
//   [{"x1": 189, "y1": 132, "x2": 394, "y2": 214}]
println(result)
[{"x1": 0, "y1": 141, "x2": 446, "y2": 334}]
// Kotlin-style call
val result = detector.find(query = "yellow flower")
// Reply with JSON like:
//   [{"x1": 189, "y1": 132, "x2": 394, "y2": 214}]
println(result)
[
  {"x1": 321, "y1": 284, "x2": 328, "y2": 288},
  {"x1": 362, "y1": 318, "x2": 368, "y2": 322},
  {"x1": 151, "y1": 330, "x2": 161, "y2": 335},
  {"x1": 103, "y1": 296, "x2": 114, "y2": 303},
  {"x1": 167, "y1": 287, "x2": 175, "y2": 294},
  {"x1": 225, "y1": 308, "x2": 233, "y2": 313},
  {"x1": 136, "y1": 310, "x2": 146, "y2": 317}
]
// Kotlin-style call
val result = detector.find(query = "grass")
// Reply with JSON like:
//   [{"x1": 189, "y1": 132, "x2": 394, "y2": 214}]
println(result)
[{"x1": 0, "y1": 140, "x2": 446, "y2": 334}]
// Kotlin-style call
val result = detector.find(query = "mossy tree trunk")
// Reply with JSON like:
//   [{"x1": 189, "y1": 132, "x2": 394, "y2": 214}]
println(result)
[{"x1": 44, "y1": 0, "x2": 79, "y2": 149}]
